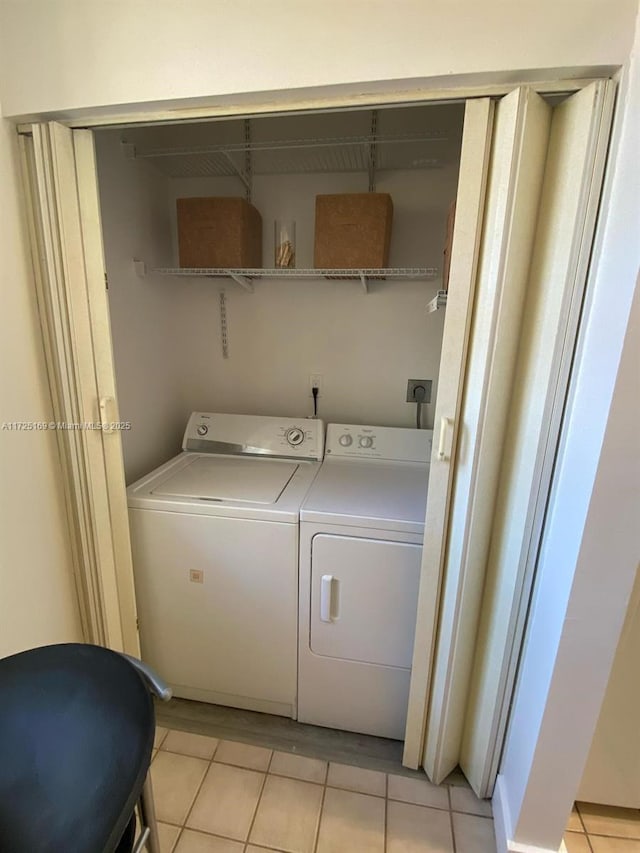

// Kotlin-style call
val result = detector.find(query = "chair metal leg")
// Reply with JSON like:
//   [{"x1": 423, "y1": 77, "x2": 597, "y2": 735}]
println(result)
[{"x1": 137, "y1": 772, "x2": 160, "y2": 853}]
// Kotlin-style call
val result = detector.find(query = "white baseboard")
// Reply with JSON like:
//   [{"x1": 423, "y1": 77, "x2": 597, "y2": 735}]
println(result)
[{"x1": 492, "y1": 774, "x2": 565, "y2": 853}]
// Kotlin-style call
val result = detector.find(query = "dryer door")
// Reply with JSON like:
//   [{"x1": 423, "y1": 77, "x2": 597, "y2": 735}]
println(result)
[{"x1": 310, "y1": 534, "x2": 421, "y2": 668}]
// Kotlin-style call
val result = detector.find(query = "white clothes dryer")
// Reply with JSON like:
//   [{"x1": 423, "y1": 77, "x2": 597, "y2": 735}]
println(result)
[
  {"x1": 298, "y1": 423, "x2": 432, "y2": 739},
  {"x1": 127, "y1": 412, "x2": 324, "y2": 718}
]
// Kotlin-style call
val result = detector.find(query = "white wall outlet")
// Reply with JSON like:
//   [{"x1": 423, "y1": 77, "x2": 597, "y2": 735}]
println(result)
[{"x1": 309, "y1": 374, "x2": 323, "y2": 397}]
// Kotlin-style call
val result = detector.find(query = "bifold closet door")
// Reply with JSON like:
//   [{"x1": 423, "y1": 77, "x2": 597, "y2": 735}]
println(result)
[
  {"x1": 403, "y1": 97, "x2": 495, "y2": 769},
  {"x1": 460, "y1": 80, "x2": 615, "y2": 797},
  {"x1": 20, "y1": 122, "x2": 139, "y2": 655},
  {"x1": 404, "y1": 87, "x2": 554, "y2": 776},
  {"x1": 419, "y1": 86, "x2": 553, "y2": 787}
]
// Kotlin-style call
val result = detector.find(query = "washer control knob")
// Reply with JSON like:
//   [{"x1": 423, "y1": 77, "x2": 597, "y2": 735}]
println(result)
[
  {"x1": 359, "y1": 435, "x2": 374, "y2": 448},
  {"x1": 196, "y1": 424, "x2": 208, "y2": 436},
  {"x1": 286, "y1": 427, "x2": 305, "y2": 447},
  {"x1": 339, "y1": 434, "x2": 353, "y2": 447}
]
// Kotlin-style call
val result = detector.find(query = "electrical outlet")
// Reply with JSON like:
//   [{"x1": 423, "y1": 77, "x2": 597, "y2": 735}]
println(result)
[
  {"x1": 310, "y1": 374, "x2": 323, "y2": 397},
  {"x1": 406, "y1": 379, "x2": 432, "y2": 403}
]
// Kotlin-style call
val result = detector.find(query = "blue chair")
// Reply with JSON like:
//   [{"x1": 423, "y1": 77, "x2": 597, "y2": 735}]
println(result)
[{"x1": 0, "y1": 643, "x2": 172, "y2": 852}]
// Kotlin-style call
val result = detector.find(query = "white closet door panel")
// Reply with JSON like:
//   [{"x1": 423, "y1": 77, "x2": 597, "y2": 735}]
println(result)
[
  {"x1": 403, "y1": 98, "x2": 495, "y2": 769},
  {"x1": 73, "y1": 129, "x2": 140, "y2": 658},
  {"x1": 309, "y1": 535, "x2": 422, "y2": 667},
  {"x1": 23, "y1": 123, "x2": 138, "y2": 654},
  {"x1": 423, "y1": 87, "x2": 552, "y2": 785},
  {"x1": 461, "y1": 80, "x2": 616, "y2": 796}
]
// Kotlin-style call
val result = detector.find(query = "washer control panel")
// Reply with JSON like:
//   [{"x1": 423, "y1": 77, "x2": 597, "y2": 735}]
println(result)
[
  {"x1": 326, "y1": 423, "x2": 433, "y2": 463},
  {"x1": 183, "y1": 413, "x2": 325, "y2": 460}
]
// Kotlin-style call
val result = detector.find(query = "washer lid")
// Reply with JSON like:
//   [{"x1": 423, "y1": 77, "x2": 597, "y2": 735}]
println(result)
[{"x1": 151, "y1": 455, "x2": 299, "y2": 504}]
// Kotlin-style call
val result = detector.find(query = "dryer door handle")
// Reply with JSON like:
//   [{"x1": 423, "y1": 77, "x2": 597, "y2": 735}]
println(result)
[{"x1": 320, "y1": 574, "x2": 336, "y2": 622}]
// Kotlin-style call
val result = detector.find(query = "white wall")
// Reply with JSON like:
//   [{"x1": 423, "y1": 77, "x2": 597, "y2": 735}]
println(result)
[
  {"x1": 97, "y1": 112, "x2": 457, "y2": 482},
  {"x1": 166, "y1": 170, "x2": 449, "y2": 427},
  {"x1": 0, "y1": 108, "x2": 82, "y2": 656},
  {"x1": 493, "y1": 11, "x2": 640, "y2": 848},
  {"x1": 0, "y1": 0, "x2": 638, "y2": 120},
  {"x1": 580, "y1": 562, "x2": 640, "y2": 807},
  {"x1": 95, "y1": 131, "x2": 193, "y2": 483}
]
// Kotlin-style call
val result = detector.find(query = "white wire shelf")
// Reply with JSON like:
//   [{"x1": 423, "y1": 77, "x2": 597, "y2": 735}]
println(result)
[
  {"x1": 132, "y1": 132, "x2": 448, "y2": 179},
  {"x1": 146, "y1": 266, "x2": 439, "y2": 294}
]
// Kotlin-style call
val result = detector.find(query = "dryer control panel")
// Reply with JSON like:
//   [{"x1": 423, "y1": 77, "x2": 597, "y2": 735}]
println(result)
[
  {"x1": 183, "y1": 412, "x2": 325, "y2": 460},
  {"x1": 326, "y1": 423, "x2": 432, "y2": 463}
]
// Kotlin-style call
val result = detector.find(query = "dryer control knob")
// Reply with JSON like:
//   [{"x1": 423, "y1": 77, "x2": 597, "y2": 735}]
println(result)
[
  {"x1": 359, "y1": 435, "x2": 374, "y2": 448},
  {"x1": 339, "y1": 434, "x2": 352, "y2": 447},
  {"x1": 196, "y1": 424, "x2": 208, "y2": 436},
  {"x1": 286, "y1": 427, "x2": 305, "y2": 446}
]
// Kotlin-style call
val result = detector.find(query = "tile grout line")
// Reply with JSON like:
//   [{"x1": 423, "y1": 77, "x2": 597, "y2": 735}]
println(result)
[
  {"x1": 448, "y1": 784, "x2": 458, "y2": 853},
  {"x1": 585, "y1": 830, "x2": 640, "y2": 841},
  {"x1": 576, "y1": 801, "x2": 640, "y2": 846},
  {"x1": 570, "y1": 800, "x2": 595, "y2": 853},
  {"x1": 243, "y1": 747, "x2": 273, "y2": 848},
  {"x1": 169, "y1": 824, "x2": 182, "y2": 853},
  {"x1": 155, "y1": 727, "x2": 168, "y2": 750},
  {"x1": 384, "y1": 770, "x2": 389, "y2": 853},
  {"x1": 575, "y1": 802, "x2": 590, "y2": 836},
  {"x1": 311, "y1": 764, "x2": 330, "y2": 853},
  {"x1": 310, "y1": 782, "x2": 327, "y2": 853},
  {"x1": 178, "y1": 736, "x2": 221, "y2": 834}
]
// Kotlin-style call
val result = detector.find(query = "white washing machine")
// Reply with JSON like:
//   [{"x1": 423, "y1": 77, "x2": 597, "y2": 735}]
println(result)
[
  {"x1": 298, "y1": 423, "x2": 433, "y2": 740},
  {"x1": 127, "y1": 412, "x2": 324, "y2": 718}
]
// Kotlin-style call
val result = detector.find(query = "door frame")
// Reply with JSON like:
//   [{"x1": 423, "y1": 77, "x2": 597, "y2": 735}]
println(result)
[
  {"x1": 17, "y1": 76, "x2": 604, "y2": 132},
  {"x1": 16, "y1": 72, "x2": 614, "y2": 765}
]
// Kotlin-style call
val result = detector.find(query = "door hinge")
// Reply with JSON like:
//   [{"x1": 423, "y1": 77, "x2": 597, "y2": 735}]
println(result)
[{"x1": 104, "y1": 272, "x2": 109, "y2": 290}]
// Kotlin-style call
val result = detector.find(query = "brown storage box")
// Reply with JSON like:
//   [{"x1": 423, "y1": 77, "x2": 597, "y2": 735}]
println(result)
[
  {"x1": 177, "y1": 197, "x2": 262, "y2": 268},
  {"x1": 314, "y1": 193, "x2": 393, "y2": 269}
]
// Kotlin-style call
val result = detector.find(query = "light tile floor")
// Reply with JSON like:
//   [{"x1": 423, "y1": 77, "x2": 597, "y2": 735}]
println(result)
[
  {"x1": 565, "y1": 802, "x2": 640, "y2": 853},
  {"x1": 151, "y1": 726, "x2": 496, "y2": 853}
]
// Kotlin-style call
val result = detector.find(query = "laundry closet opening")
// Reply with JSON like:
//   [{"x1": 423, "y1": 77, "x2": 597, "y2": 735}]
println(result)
[
  {"x1": 94, "y1": 103, "x2": 465, "y2": 486},
  {"x1": 91, "y1": 101, "x2": 465, "y2": 747},
  {"x1": 23, "y1": 77, "x2": 613, "y2": 796}
]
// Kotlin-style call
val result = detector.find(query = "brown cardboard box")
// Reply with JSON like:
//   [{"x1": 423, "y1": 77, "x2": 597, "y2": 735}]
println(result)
[
  {"x1": 177, "y1": 197, "x2": 262, "y2": 268},
  {"x1": 314, "y1": 193, "x2": 393, "y2": 269}
]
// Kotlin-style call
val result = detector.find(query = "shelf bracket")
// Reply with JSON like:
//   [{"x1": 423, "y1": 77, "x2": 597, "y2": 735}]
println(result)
[
  {"x1": 228, "y1": 272, "x2": 254, "y2": 292},
  {"x1": 368, "y1": 110, "x2": 378, "y2": 193},
  {"x1": 360, "y1": 273, "x2": 369, "y2": 294},
  {"x1": 427, "y1": 290, "x2": 448, "y2": 313},
  {"x1": 220, "y1": 150, "x2": 251, "y2": 192}
]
